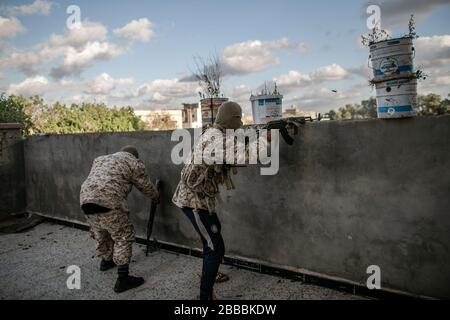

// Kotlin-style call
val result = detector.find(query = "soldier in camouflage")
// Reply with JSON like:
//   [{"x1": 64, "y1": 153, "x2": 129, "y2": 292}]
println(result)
[
  {"x1": 172, "y1": 101, "x2": 271, "y2": 300},
  {"x1": 80, "y1": 145, "x2": 159, "y2": 293}
]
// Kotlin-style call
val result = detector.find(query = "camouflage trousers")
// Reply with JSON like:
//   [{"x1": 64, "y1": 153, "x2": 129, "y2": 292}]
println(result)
[{"x1": 85, "y1": 209, "x2": 135, "y2": 266}]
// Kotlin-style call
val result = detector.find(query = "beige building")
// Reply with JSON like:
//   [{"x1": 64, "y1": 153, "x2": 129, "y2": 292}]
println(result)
[
  {"x1": 135, "y1": 102, "x2": 203, "y2": 131},
  {"x1": 282, "y1": 106, "x2": 320, "y2": 119},
  {"x1": 181, "y1": 103, "x2": 202, "y2": 129},
  {"x1": 135, "y1": 109, "x2": 183, "y2": 131}
]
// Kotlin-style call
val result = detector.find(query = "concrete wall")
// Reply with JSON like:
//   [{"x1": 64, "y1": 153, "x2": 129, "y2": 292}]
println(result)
[
  {"x1": 24, "y1": 116, "x2": 450, "y2": 298},
  {"x1": 0, "y1": 124, "x2": 26, "y2": 220}
]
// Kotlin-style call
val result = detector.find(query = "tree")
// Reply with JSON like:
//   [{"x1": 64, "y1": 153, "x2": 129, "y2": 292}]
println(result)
[
  {"x1": 193, "y1": 53, "x2": 223, "y2": 98},
  {"x1": 417, "y1": 93, "x2": 442, "y2": 115},
  {"x1": 360, "y1": 97, "x2": 378, "y2": 119},
  {"x1": 328, "y1": 109, "x2": 337, "y2": 120},
  {"x1": 0, "y1": 94, "x2": 33, "y2": 136},
  {"x1": 440, "y1": 94, "x2": 450, "y2": 114},
  {"x1": 335, "y1": 103, "x2": 363, "y2": 120},
  {"x1": 0, "y1": 93, "x2": 145, "y2": 135}
]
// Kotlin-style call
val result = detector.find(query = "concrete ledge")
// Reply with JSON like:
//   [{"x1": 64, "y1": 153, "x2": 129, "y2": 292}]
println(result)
[{"x1": 0, "y1": 123, "x2": 22, "y2": 130}]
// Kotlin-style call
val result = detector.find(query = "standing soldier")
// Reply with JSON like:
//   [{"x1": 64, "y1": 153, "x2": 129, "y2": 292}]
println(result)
[
  {"x1": 172, "y1": 101, "x2": 271, "y2": 300},
  {"x1": 80, "y1": 146, "x2": 159, "y2": 293}
]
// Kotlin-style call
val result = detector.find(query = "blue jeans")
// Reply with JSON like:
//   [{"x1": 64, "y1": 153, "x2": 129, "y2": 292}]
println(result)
[{"x1": 181, "y1": 207, "x2": 225, "y2": 300}]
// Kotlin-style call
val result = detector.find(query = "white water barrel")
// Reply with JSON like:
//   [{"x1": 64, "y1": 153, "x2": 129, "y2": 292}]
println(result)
[
  {"x1": 250, "y1": 94, "x2": 283, "y2": 124},
  {"x1": 375, "y1": 78, "x2": 417, "y2": 118},
  {"x1": 370, "y1": 37, "x2": 414, "y2": 81}
]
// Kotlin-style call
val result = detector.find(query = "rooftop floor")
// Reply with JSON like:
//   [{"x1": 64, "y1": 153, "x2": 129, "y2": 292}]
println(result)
[{"x1": 0, "y1": 222, "x2": 366, "y2": 300}]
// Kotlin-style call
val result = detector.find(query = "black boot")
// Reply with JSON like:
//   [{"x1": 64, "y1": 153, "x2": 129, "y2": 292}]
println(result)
[
  {"x1": 114, "y1": 264, "x2": 145, "y2": 293},
  {"x1": 100, "y1": 259, "x2": 116, "y2": 271}
]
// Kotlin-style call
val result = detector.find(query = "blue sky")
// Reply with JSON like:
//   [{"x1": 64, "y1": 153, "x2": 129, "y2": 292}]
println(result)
[{"x1": 1, "y1": 0, "x2": 449, "y2": 114}]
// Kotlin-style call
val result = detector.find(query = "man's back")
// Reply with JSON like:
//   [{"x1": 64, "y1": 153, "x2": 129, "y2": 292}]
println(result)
[{"x1": 80, "y1": 151, "x2": 154, "y2": 211}]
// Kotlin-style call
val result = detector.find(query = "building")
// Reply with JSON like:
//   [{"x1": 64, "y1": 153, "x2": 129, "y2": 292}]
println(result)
[
  {"x1": 135, "y1": 102, "x2": 204, "y2": 131},
  {"x1": 242, "y1": 113, "x2": 253, "y2": 125},
  {"x1": 181, "y1": 103, "x2": 202, "y2": 129},
  {"x1": 282, "y1": 105, "x2": 327, "y2": 120},
  {"x1": 200, "y1": 97, "x2": 229, "y2": 125},
  {"x1": 134, "y1": 109, "x2": 183, "y2": 131},
  {"x1": 250, "y1": 83, "x2": 283, "y2": 124}
]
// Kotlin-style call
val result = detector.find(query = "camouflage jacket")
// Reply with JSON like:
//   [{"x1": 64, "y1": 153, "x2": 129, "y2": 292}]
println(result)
[
  {"x1": 80, "y1": 151, "x2": 159, "y2": 212},
  {"x1": 172, "y1": 128, "x2": 269, "y2": 213}
]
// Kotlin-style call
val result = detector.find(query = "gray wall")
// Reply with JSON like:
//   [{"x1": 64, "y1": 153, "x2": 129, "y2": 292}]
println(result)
[
  {"x1": 24, "y1": 116, "x2": 450, "y2": 298},
  {"x1": 0, "y1": 124, "x2": 26, "y2": 220}
]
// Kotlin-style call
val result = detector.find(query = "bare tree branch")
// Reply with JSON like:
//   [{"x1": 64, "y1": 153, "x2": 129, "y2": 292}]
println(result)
[{"x1": 192, "y1": 53, "x2": 222, "y2": 98}]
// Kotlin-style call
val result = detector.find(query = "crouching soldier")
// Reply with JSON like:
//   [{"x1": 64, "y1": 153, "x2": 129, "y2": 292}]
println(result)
[
  {"x1": 172, "y1": 101, "x2": 271, "y2": 300},
  {"x1": 80, "y1": 146, "x2": 159, "y2": 293}
]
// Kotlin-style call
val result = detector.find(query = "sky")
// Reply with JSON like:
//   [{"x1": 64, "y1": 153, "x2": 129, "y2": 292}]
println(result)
[{"x1": 0, "y1": 0, "x2": 449, "y2": 115}]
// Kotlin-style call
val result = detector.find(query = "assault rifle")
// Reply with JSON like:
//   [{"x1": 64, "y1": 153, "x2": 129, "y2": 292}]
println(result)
[{"x1": 255, "y1": 116, "x2": 315, "y2": 145}]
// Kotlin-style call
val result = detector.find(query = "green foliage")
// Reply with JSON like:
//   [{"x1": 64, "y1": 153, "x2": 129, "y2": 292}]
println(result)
[
  {"x1": 0, "y1": 93, "x2": 144, "y2": 136},
  {"x1": 0, "y1": 93, "x2": 33, "y2": 135},
  {"x1": 328, "y1": 94, "x2": 450, "y2": 120},
  {"x1": 417, "y1": 93, "x2": 443, "y2": 115},
  {"x1": 440, "y1": 95, "x2": 450, "y2": 114},
  {"x1": 328, "y1": 97, "x2": 377, "y2": 120}
]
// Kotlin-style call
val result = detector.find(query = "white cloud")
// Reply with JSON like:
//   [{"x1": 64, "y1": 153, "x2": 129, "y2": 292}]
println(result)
[
  {"x1": 274, "y1": 64, "x2": 349, "y2": 92},
  {"x1": 0, "y1": 21, "x2": 122, "y2": 78},
  {"x1": 417, "y1": 66, "x2": 450, "y2": 96},
  {"x1": 113, "y1": 18, "x2": 154, "y2": 43},
  {"x1": 84, "y1": 73, "x2": 133, "y2": 95},
  {"x1": 108, "y1": 77, "x2": 200, "y2": 108},
  {"x1": 50, "y1": 41, "x2": 124, "y2": 79},
  {"x1": 147, "y1": 78, "x2": 199, "y2": 97},
  {"x1": 0, "y1": 16, "x2": 26, "y2": 39},
  {"x1": 0, "y1": 20, "x2": 151, "y2": 79},
  {"x1": 3, "y1": 0, "x2": 53, "y2": 16},
  {"x1": 310, "y1": 64, "x2": 349, "y2": 81},
  {"x1": 275, "y1": 70, "x2": 312, "y2": 88},
  {"x1": 48, "y1": 22, "x2": 108, "y2": 48},
  {"x1": 222, "y1": 38, "x2": 307, "y2": 75},
  {"x1": 415, "y1": 35, "x2": 450, "y2": 68},
  {"x1": 0, "y1": 47, "x2": 55, "y2": 75},
  {"x1": 7, "y1": 75, "x2": 50, "y2": 97},
  {"x1": 151, "y1": 92, "x2": 170, "y2": 103}
]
